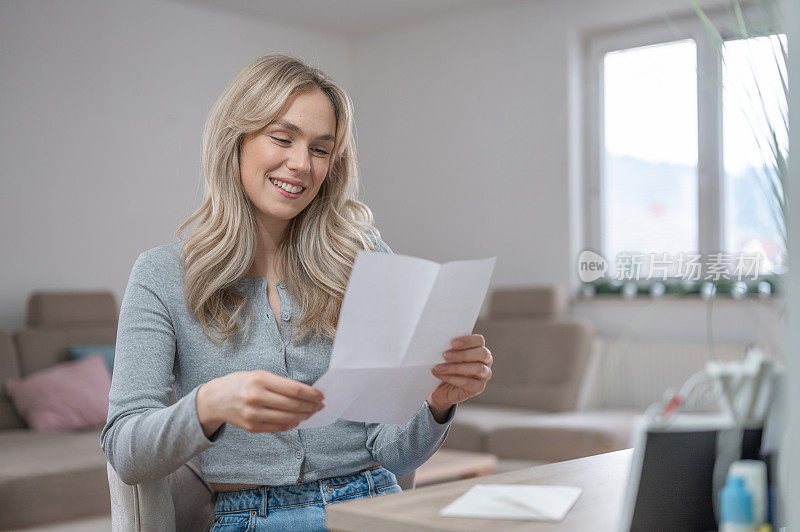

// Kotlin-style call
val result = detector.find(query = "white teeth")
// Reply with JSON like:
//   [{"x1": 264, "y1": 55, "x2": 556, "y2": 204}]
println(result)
[{"x1": 270, "y1": 178, "x2": 303, "y2": 194}]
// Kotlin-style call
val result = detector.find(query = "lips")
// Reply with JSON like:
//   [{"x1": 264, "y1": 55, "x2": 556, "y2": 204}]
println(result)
[
  {"x1": 269, "y1": 177, "x2": 306, "y2": 193},
  {"x1": 269, "y1": 178, "x2": 305, "y2": 198},
  {"x1": 269, "y1": 176, "x2": 306, "y2": 188}
]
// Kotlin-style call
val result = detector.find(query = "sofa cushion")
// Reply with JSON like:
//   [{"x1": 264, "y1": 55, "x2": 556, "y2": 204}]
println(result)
[
  {"x1": 14, "y1": 326, "x2": 117, "y2": 376},
  {"x1": 69, "y1": 343, "x2": 116, "y2": 372},
  {"x1": 486, "y1": 409, "x2": 638, "y2": 462},
  {"x1": 469, "y1": 319, "x2": 593, "y2": 411},
  {"x1": 443, "y1": 421, "x2": 485, "y2": 453},
  {"x1": 0, "y1": 330, "x2": 25, "y2": 430},
  {"x1": 26, "y1": 291, "x2": 118, "y2": 328},
  {"x1": 5, "y1": 354, "x2": 111, "y2": 432},
  {"x1": 445, "y1": 404, "x2": 549, "y2": 452},
  {"x1": 488, "y1": 286, "x2": 566, "y2": 318},
  {"x1": 0, "y1": 426, "x2": 110, "y2": 529},
  {"x1": 450, "y1": 404, "x2": 550, "y2": 433},
  {"x1": 449, "y1": 404, "x2": 637, "y2": 462}
]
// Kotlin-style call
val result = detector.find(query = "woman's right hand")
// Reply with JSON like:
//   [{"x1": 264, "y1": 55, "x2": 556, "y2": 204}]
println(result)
[{"x1": 196, "y1": 370, "x2": 325, "y2": 437}]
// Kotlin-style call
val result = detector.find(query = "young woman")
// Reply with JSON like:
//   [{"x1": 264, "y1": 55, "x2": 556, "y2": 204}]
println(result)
[{"x1": 101, "y1": 53, "x2": 493, "y2": 531}]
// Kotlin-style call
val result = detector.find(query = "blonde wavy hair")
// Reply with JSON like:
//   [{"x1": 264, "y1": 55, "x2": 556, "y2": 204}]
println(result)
[{"x1": 176, "y1": 53, "x2": 380, "y2": 346}]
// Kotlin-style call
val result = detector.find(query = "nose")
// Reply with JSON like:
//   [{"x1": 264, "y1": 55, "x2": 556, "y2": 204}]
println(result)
[{"x1": 286, "y1": 144, "x2": 311, "y2": 175}]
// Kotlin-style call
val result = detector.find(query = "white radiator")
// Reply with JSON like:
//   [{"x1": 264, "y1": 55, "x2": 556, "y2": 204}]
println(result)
[{"x1": 577, "y1": 338, "x2": 751, "y2": 411}]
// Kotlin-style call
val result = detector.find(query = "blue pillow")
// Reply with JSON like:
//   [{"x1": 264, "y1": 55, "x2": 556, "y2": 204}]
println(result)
[{"x1": 68, "y1": 344, "x2": 115, "y2": 372}]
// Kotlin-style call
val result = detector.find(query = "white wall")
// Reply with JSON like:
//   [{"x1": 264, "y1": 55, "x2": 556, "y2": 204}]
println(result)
[
  {"x1": 349, "y1": 0, "x2": 780, "y2": 343},
  {"x1": 572, "y1": 297, "x2": 783, "y2": 354},
  {"x1": 352, "y1": 0, "x2": 576, "y2": 286},
  {"x1": 0, "y1": 0, "x2": 352, "y2": 330}
]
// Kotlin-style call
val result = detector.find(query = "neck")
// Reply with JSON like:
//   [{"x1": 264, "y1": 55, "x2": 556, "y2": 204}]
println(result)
[{"x1": 247, "y1": 215, "x2": 289, "y2": 278}]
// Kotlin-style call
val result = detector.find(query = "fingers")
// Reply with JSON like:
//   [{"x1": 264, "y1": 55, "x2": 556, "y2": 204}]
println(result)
[
  {"x1": 451, "y1": 333, "x2": 484, "y2": 349},
  {"x1": 238, "y1": 401, "x2": 319, "y2": 433},
  {"x1": 432, "y1": 361, "x2": 492, "y2": 380},
  {"x1": 443, "y1": 345, "x2": 492, "y2": 366},
  {"x1": 240, "y1": 390, "x2": 324, "y2": 432},
  {"x1": 255, "y1": 371, "x2": 325, "y2": 403},
  {"x1": 432, "y1": 374, "x2": 486, "y2": 394},
  {"x1": 245, "y1": 406, "x2": 311, "y2": 425},
  {"x1": 236, "y1": 372, "x2": 326, "y2": 433},
  {"x1": 429, "y1": 336, "x2": 492, "y2": 405},
  {"x1": 249, "y1": 389, "x2": 324, "y2": 414}
]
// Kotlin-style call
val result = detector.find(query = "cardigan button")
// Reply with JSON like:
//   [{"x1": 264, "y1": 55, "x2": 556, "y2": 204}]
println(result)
[{"x1": 295, "y1": 450, "x2": 303, "y2": 459}]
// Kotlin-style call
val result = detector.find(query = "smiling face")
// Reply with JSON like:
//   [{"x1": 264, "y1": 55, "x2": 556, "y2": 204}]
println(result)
[{"x1": 239, "y1": 88, "x2": 337, "y2": 229}]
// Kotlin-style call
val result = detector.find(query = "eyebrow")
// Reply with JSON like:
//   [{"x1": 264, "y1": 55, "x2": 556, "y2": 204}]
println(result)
[{"x1": 271, "y1": 120, "x2": 335, "y2": 142}]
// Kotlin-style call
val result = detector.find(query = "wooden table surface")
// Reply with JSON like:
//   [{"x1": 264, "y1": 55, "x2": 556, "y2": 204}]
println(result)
[{"x1": 326, "y1": 449, "x2": 633, "y2": 532}]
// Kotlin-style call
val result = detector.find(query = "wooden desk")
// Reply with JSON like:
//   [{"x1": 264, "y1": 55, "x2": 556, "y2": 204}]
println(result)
[{"x1": 327, "y1": 449, "x2": 633, "y2": 531}]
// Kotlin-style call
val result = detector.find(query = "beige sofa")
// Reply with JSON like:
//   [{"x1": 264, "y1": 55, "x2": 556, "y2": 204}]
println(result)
[
  {"x1": 0, "y1": 291, "x2": 231, "y2": 530},
  {"x1": 0, "y1": 292, "x2": 117, "y2": 529},
  {"x1": 445, "y1": 286, "x2": 637, "y2": 462}
]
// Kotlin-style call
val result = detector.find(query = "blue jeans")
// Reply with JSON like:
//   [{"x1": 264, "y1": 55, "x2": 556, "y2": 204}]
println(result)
[{"x1": 210, "y1": 465, "x2": 402, "y2": 531}]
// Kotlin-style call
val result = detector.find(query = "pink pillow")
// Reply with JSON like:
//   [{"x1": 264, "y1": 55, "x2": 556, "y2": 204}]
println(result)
[{"x1": 4, "y1": 354, "x2": 111, "y2": 432}]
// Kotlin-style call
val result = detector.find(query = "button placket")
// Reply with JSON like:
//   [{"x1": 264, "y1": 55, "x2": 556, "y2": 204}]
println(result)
[
  {"x1": 276, "y1": 282, "x2": 292, "y2": 347},
  {"x1": 258, "y1": 279, "x2": 284, "y2": 357},
  {"x1": 280, "y1": 289, "x2": 290, "y2": 321}
]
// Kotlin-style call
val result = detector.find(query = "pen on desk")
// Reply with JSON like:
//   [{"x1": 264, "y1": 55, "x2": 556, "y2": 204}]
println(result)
[{"x1": 494, "y1": 495, "x2": 549, "y2": 519}]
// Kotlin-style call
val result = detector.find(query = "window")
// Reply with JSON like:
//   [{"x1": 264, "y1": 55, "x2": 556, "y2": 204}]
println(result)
[
  {"x1": 584, "y1": 10, "x2": 787, "y2": 282},
  {"x1": 603, "y1": 39, "x2": 698, "y2": 262},
  {"x1": 723, "y1": 34, "x2": 788, "y2": 275}
]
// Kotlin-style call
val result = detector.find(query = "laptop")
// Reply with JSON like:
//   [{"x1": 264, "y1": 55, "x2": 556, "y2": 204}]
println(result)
[{"x1": 619, "y1": 413, "x2": 763, "y2": 532}]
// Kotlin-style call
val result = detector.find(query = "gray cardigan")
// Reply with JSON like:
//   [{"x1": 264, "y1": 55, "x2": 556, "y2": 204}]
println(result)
[{"x1": 100, "y1": 236, "x2": 454, "y2": 486}]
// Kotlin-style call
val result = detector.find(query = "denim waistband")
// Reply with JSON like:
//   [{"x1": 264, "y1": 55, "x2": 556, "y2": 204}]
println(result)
[{"x1": 213, "y1": 465, "x2": 397, "y2": 517}]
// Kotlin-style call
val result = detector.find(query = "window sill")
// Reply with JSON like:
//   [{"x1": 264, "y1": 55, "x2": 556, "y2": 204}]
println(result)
[{"x1": 571, "y1": 293, "x2": 783, "y2": 306}]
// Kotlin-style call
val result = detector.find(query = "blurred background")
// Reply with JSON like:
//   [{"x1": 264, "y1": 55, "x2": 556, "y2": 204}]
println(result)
[
  {"x1": 0, "y1": 0, "x2": 788, "y2": 346},
  {"x1": 0, "y1": 0, "x2": 796, "y2": 530}
]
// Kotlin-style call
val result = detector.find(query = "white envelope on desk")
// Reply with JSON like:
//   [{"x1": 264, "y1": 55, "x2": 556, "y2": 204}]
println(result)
[
  {"x1": 298, "y1": 251, "x2": 496, "y2": 428},
  {"x1": 439, "y1": 484, "x2": 582, "y2": 521}
]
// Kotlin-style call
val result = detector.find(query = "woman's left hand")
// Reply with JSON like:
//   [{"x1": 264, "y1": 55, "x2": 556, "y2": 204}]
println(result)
[{"x1": 427, "y1": 334, "x2": 493, "y2": 416}]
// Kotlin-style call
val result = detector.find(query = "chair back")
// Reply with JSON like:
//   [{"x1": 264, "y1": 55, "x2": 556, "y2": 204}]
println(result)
[
  {"x1": 107, "y1": 457, "x2": 215, "y2": 531},
  {"x1": 396, "y1": 471, "x2": 416, "y2": 490}
]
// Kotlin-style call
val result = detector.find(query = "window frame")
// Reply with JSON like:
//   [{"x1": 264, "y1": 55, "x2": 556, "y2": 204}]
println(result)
[{"x1": 582, "y1": 7, "x2": 784, "y2": 274}]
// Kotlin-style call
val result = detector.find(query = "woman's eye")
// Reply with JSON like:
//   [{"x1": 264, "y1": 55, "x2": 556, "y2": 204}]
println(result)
[{"x1": 270, "y1": 135, "x2": 329, "y2": 156}]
